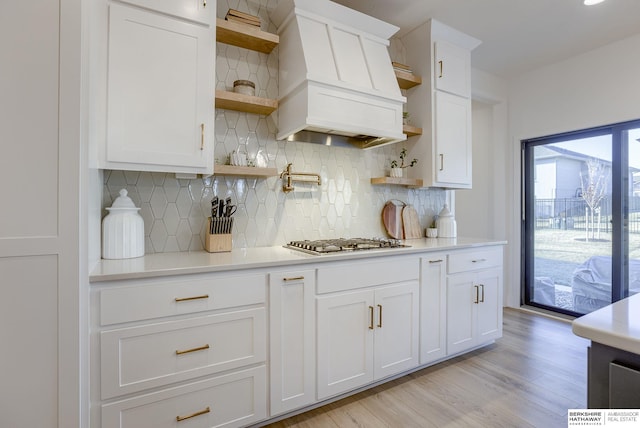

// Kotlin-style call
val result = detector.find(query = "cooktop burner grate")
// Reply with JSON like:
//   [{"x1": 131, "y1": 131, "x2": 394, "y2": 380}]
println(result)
[{"x1": 285, "y1": 238, "x2": 408, "y2": 255}]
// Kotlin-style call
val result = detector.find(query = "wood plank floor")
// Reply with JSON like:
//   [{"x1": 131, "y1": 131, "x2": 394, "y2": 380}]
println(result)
[{"x1": 265, "y1": 308, "x2": 590, "y2": 428}]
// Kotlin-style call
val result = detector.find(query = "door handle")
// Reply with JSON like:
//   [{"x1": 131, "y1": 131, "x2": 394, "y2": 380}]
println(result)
[
  {"x1": 438, "y1": 60, "x2": 443, "y2": 78},
  {"x1": 200, "y1": 123, "x2": 205, "y2": 150},
  {"x1": 480, "y1": 284, "x2": 485, "y2": 303},
  {"x1": 439, "y1": 154, "x2": 444, "y2": 171},
  {"x1": 474, "y1": 285, "x2": 479, "y2": 304},
  {"x1": 377, "y1": 304, "x2": 383, "y2": 328}
]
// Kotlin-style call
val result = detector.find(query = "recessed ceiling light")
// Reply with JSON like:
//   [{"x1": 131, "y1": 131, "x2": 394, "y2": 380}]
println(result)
[{"x1": 584, "y1": 0, "x2": 606, "y2": 5}]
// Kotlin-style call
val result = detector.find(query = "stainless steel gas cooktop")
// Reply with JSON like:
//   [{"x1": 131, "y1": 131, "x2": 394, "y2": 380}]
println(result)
[{"x1": 285, "y1": 238, "x2": 408, "y2": 255}]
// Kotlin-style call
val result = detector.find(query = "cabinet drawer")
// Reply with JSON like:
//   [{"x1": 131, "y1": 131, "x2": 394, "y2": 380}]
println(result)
[
  {"x1": 317, "y1": 256, "x2": 419, "y2": 294},
  {"x1": 102, "y1": 366, "x2": 267, "y2": 428},
  {"x1": 448, "y1": 247, "x2": 503, "y2": 274},
  {"x1": 101, "y1": 308, "x2": 266, "y2": 399},
  {"x1": 99, "y1": 273, "x2": 266, "y2": 326}
]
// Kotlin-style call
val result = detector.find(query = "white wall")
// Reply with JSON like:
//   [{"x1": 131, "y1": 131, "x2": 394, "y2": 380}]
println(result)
[{"x1": 505, "y1": 33, "x2": 640, "y2": 307}]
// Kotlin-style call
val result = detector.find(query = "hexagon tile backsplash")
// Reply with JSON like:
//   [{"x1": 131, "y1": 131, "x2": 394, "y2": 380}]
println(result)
[{"x1": 101, "y1": 0, "x2": 446, "y2": 254}]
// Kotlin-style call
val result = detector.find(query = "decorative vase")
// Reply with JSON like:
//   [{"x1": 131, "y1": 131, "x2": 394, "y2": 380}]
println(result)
[{"x1": 390, "y1": 167, "x2": 403, "y2": 178}]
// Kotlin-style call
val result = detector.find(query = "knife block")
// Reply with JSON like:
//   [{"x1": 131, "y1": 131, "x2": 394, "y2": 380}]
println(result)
[{"x1": 205, "y1": 218, "x2": 233, "y2": 253}]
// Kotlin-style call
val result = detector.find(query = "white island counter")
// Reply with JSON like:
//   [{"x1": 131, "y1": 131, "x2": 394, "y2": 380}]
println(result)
[{"x1": 572, "y1": 293, "x2": 640, "y2": 355}]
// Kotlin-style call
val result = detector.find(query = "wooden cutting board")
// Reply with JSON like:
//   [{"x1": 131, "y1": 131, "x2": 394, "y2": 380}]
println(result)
[
  {"x1": 402, "y1": 205, "x2": 422, "y2": 239},
  {"x1": 382, "y1": 200, "x2": 406, "y2": 239}
]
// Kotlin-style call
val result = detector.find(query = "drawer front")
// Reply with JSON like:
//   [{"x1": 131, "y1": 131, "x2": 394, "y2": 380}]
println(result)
[
  {"x1": 317, "y1": 256, "x2": 419, "y2": 294},
  {"x1": 100, "y1": 273, "x2": 266, "y2": 326},
  {"x1": 102, "y1": 366, "x2": 267, "y2": 428},
  {"x1": 448, "y1": 246, "x2": 503, "y2": 274},
  {"x1": 101, "y1": 308, "x2": 266, "y2": 399}
]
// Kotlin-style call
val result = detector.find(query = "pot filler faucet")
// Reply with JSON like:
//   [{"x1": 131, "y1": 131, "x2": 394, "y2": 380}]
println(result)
[{"x1": 279, "y1": 163, "x2": 321, "y2": 193}]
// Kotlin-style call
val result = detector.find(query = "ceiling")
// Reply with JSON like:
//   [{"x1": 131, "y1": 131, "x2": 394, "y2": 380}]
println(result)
[{"x1": 332, "y1": 0, "x2": 640, "y2": 79}]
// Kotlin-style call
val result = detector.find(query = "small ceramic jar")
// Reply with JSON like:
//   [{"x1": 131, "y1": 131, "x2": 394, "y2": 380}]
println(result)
[
  {"x1": 233, "y1": 80, "x2": 256, "y2": 96},
  {"x1": 102, "y1": 189, "x2": 145, "y2": 259}
]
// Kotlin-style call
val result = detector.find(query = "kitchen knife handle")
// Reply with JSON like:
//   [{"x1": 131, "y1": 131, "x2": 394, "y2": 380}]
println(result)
[
  {"x1": 377, "y1": 304, "x2": 383, "y2": 328},
  {"x1": 438, "y1": 60, "x2": 443, "y2": 78},
  {"x1": 368, "y1": 306, "x2": 374, "y2": 330},
  {"x1": 474, "y1": 285, "x2": 479, "y2": 304},
  {"x1": 200, "y1": 123, "x2": 205, "y2": 150}
]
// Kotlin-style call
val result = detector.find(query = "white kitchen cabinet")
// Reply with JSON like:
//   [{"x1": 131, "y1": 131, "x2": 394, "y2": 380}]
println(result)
[
  {"x1": 269, "y1": 269, "x2": 316, "y2": 416},
  {"x1": 316, "y1": 281, "x2": 419, "y2": 400},
  {"x1": 446, "y1": 248, "x2": 503, "y2": 355},
  {"x1": 91, "y1": 270, "x2": 267, "y2": 427},
  {"x1": 434, "y1": 40, "x2": 471, "y2": 98},
  {"x1": 402, "y1": 19, "x2": 480, "y2": 189},
  {"x1": 420, "y1": 252, "x2": 447, "y2": 364},
  {"x1": 434, "y1": 90, "x2": 472, "y2": 186},
  {"x1": 101, "y1": 2, "x2": 215, "y2": 174}
]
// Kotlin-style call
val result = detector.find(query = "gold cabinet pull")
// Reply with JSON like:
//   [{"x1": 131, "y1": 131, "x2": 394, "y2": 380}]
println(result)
[
  {"x1": 428, "y1": 259, "x2": 444, "y2": 264},
  {"x1": 479, "y1": 284, "x2": 485, "y2": 303},
  {"x1": 438, "y1": 60, "x2": 443, "y2": 78},
  {"x1": 283, "y1": 276, "x2": 304, "y2": 281},
  {"x1": 472, "y1": 258, "x2": 487, "y2": 263},
  {"x1": 200, "y1": 123, "x2": 205, "y2": 150},
  {"x1": 377, "y1": 304, "x2": 383, "y2": 328},
  {"x1": 368, "y1": 306, "x2": 374, "y2": 330},
  {"x1": 176, "y1": 406, "x2": 210, "y2": 422},
  {"x1": 176, "y1": 344, "x2": 210, "y2": 355},
  {"x1": 203, "y1": 0, "x2": 206, "y2": 7},
  {"x1": 474, "y1": 285, "x2": 479, "y2": 304},
  {"x1": 439, "y1": 154, "x2": 444, "y2": 171},
  {"x1": 175, "y1": 294, "x2": 209, "y2": 302}
]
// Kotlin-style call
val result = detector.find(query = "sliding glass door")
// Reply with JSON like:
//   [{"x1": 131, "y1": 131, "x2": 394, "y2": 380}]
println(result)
[{"x1": 522, "y1": 120, "x2": 640, "y2": 315}]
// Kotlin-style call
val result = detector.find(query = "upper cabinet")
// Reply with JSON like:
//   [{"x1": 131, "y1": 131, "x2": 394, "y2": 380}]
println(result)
[
  {"x1": 96, "y1": 1, "x2": 215, "y2": 175},
  {"x1": 402, "y1": 19, "x2": 480, "y2": 189}
]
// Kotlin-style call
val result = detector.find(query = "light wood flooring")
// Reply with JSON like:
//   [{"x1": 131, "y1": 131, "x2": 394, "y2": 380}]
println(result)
[{"x1": 266, "y1": 308, "x2": 590, "y2": 428}]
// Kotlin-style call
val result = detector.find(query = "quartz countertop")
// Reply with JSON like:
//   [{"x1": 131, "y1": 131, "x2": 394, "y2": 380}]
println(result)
[
  {"x1": 572, "y1": 293, "x2": 640, "y2": 355},
  {"x1": 90, "y1": 237, "x2": 506, "y2": 282}
]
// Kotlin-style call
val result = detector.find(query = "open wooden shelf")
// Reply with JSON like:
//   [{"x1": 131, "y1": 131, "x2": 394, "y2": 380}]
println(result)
[
  {"x1": 370, "y1": 177, "x2": 423, "y2": 188},
  {"x1": 214, "y1": 164, "x2": 278, "y2": 177},
  {"x1": 216, "y1": 18, "x2": 279, "y2": 54},
  {"x1": 403, "y1": 124, "x2": 423, "y2": 137},
  {"x1": 215, "y1": 90, "x2": 278, "y2": 115},
  {"x1": 395, "y1": 70, "x2": 422, "y2": 90}
]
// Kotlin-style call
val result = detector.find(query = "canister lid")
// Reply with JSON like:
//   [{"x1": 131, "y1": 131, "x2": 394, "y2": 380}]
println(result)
[
  {"x1": 107, "y1": 189, "x2": 140, "y2": 211},
  {"x1": 233, "y1": 79, "x2": 255, "y2": 88},
  {"x1": 438, "y1": 203, "x2": 453, "y2": 217}
]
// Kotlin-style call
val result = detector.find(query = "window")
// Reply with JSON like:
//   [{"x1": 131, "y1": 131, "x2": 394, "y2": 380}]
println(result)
[{"x1": 522, "y1": 120, "x2": 640, "y2": 315}]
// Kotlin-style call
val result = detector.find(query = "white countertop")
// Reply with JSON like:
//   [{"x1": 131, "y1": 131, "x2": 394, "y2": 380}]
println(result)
[
  {"x1": 90, "y1": 237, "x2": 506, "y2": 282},
  {"x1": 572, "y1": 293, "x2": 640, "y2": 355}
]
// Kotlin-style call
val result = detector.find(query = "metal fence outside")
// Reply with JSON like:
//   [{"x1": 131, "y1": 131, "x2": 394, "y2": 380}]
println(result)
[{"x1": 535, "y1": 197, "x2": 640, "y2": 233}]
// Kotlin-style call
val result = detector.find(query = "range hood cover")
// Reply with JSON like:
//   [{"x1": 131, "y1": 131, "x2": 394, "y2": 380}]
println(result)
[{"x1": 271, "y1": 0, "x2": 406, "y2": 149}]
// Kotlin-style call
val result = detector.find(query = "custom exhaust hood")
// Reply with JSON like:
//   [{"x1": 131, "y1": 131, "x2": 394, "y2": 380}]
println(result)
[{"x1": 270, "y1": 0, "x2": 406, "y2": 149}]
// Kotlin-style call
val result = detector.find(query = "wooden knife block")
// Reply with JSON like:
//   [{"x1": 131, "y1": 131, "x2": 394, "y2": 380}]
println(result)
[{"x1": 205, "y1": 218, "x2": 232, "y2": 253}]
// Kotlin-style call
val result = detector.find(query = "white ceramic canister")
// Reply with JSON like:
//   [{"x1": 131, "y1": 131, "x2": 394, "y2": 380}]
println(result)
[
  {"x1": 102, "y1": 189, "x2": 145, "y2": 259},
  {"x1": 436, "y1": 203, "x2": 457, "y2": 238}
]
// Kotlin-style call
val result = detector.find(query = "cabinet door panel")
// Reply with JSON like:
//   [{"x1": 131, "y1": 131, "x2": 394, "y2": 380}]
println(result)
[
  {"x1": 420, "y1": 254, "x2": 447, "y2": 364},
  {"x1": 374, "y1": 282, "x2": 419, "y2": 379},
  {"x1": 106, "y1": 4, "x2": 214, "y2": 173},
  {"x1": 434, "y1": 40, "x2": 471, "y2": 98},
  {"x1": 317, "y1": 290, "x2": 374, "y2": 400},
  {"x1": 435, "y1": 91, "x2": 472, "y2": 187},
  {"x1": 269, "y1": 270, "x2": 316, "y2": 415},
  {"x1": 476, "y1": 269, "x2": 502, "y2": 342},
  {"x1": 446, "y1": 272, "x2": 476, "y2": 355}
]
